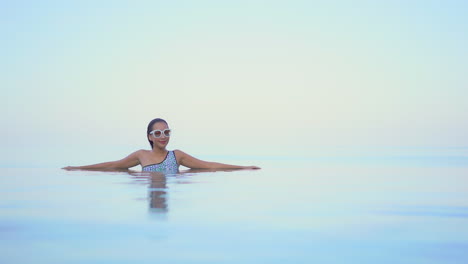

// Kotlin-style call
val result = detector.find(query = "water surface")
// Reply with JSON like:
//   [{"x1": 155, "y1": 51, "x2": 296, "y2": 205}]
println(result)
[{"x1": 1, "y1": 153, "x2": 468, "y2": 263}]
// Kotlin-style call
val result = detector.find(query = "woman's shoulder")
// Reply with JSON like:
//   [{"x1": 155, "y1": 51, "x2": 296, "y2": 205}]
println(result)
[
  {"x1": 172, "y1": 149, "x2": 189, "y2": 159},
  {"x1": 132, "y1": 149, "x2": 151, "y2": 157},
  {"x1": 173, "y1": 149, "x2": 186, "y2": 155}
]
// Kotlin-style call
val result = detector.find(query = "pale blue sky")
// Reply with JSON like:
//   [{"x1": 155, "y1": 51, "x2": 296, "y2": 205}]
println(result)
[{"x1": 2, "y1": 0, "x2": 468, "y2": 167}]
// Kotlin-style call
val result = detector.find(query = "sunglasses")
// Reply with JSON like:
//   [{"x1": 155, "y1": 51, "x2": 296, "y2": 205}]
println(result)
[{"x1": 149, "y1": 129, "x2": 172, "y2": 138}]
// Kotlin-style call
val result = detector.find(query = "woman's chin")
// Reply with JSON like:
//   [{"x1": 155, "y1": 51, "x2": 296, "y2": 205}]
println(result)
[{"x1": 157, "y1": 141, "x2": 168, "y2": 146}]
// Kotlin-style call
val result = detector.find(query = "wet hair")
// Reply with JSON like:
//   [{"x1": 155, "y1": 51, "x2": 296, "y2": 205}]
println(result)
[{"x1": 147, "y1": 118, "x2": 168, "y2": 148}]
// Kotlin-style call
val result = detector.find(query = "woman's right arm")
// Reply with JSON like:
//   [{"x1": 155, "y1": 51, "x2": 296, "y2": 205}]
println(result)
[{"x1": 63, "y1": 150, "x2": 142, "y2": 171}]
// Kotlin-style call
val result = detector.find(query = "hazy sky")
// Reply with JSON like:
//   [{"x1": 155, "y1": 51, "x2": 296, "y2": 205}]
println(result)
[{"x1": 2, "y1": 0, "x2": 468, "y2": 167}]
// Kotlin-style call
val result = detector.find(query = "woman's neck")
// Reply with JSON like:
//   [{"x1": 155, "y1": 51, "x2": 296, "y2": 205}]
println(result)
[{"x1": 151, "y1": 147, "x2": 167, "y2": 155}]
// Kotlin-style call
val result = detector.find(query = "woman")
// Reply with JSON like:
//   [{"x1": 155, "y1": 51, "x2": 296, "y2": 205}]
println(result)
[{"x1": 63, "y1": 118, "x2": 260, "y2": 172}]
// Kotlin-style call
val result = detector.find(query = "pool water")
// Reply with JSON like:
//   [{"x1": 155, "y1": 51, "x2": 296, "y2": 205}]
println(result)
[{"x1": 1, "y1": 154, "x2": 468, "y2": 264}]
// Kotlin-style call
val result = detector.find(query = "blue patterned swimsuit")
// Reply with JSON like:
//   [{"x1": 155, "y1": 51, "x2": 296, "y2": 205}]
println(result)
[{"x1": 142, "y1": 151, "x2": 179, "y2": 173}]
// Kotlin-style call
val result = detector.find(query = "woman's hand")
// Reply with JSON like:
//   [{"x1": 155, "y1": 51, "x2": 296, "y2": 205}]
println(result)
[
  {"x1": 62, "y1": 166, "x2": 79, "y2": 170},
  {"x1": 243, "y1": 166, "x2": 261, "y2": 170}
]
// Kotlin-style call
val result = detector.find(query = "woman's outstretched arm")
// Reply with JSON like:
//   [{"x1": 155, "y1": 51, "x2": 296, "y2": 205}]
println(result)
[
  {"x1": 63, "y1": 150, "x2": 141, "y2": 171},
  {"x1": 175, "y1": 150, "x2": 260, "y2": 170}
]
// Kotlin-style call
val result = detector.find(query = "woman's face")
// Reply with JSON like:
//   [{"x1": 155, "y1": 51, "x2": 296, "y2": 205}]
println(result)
[{"x1": 148, "y1": 122, "x2": 170, "y2": 149}]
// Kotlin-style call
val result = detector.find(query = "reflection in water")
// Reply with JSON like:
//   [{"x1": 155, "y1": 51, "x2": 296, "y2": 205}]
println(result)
[
  {"x1": 127, "y1": 168, "x2": 241, "y2": 215},
  {"x1": 128, "y1": 171, "x2": 170, "y2": 214},
  {"x1": 148, "y1": 172, "x2": 168, "y2": 213}
]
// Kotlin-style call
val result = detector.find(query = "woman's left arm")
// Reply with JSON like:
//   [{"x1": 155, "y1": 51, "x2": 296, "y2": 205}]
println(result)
[{"x1": 174, "y1": 150, "x2": 260, "y2": 170}]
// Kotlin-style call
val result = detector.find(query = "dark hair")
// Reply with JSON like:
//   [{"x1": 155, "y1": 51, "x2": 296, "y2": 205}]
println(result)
[{"x1": 147, "y1": 118, "x2": 168, "y2": 148}]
